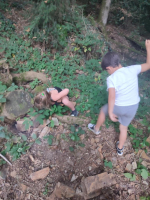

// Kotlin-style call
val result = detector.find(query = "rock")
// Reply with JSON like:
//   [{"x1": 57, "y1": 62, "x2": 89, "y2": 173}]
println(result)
[
  {"x1": 95, "y1": 138, "x2": 100, "y2": 143},
  {"x1": 88, "y1": 166, "x2": 92, "y2": 171},
  {"x1": 91, "y1": 138, "x2": 95, "y2": 145},
  {"x1": 1, "y1": 90, "x2": 33, "y2": 120},
  {"x1": 29, "y1": 155, "x2": 35, "y2": 162},
  {"x1": 76, "y1": 187, "x2": 83, "y2": 196},
  {"x1": 49, "y1": 182, "x2": 75, "y2": 199},
  {"x1": 132, "y1": 162, "x2": 137, "y2": 170},
  {"x1": 52, "y1": 117, "x2": 59, "y2": 126},
  {"x1": 96, "y1": 158, "x2": 101, "y2": 164},
  {"x1": 98, "y1": 146, "x2": 103, "y2": 160},
  {"x1": 39, "y1": 126, "x2": 50, "y2": 138},
  {"x1": 125, "y1": 163, "x2": 132, "y2": 172},
  {"x1": 0, "y1": 169, "x2": 7, "y2": 180},
  {"x1": 54, "y1": 114, "x2": 90, "y2": 126},
  {"x1": 30, "y1": 167, "x2": 50, "y2": 181},
  {"x1": 81, "y1": 172, "x2": 116, "y2": 199},
  {"x1": 0, "y1": 59, "x2": 7, "y2": 65},
  {"x1": 128, "y1": 189, "x2": 135, "y2": 195},
  {"x1": 47, "y1": 177, "x2": 53, "y2": 183},
  {"x1": 143, "y1": 181, "x2": 149, "y2": 185},
  {"x1": 32, "y1": 116, "x2": 40, "y2": 128},
  {"x1": 15, "y1": 119, "x2": 26, "y2": 132},
  {"x1": 128, "y1": 194, "x2": 136, "y2": 200},
  {"x1": 0, "y1": 62, "x2": 12, "y2": 85},
  {"x1": 137, "y1": 150, "x2": 150, "y2": 162},
  {"x1": 111, "y1": 157, "x2": 118, "y2": 167},
  {"x1": 25, "y1": 193, "x2": 31, "y2": 200},
  {"x1": 12, "y1": 71, "x2": 50, "y2": 84},
  {"x1": 10, "y1": 171, "x2": 17, "y2": 178},
  {"x1": 71, "y1": 174, "x2": 78, "y2": 182},
  {"x1": 20, "y1": 183, "x2": 27, "y2": 192},
  {"x1": 146, "y1": 136, "x2": 150, "y2": 144},
  {"x1": 141, "y1": 161, "x2": 148, "y2": 167}
]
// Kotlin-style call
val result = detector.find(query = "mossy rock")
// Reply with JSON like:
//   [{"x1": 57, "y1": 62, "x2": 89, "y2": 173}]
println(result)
[
  {"x1": 1, "y1": 90, "x2": 34, "y2": 120},
  {"x1": 32, "y1": 85, "x2": 47, "y2": 95}
]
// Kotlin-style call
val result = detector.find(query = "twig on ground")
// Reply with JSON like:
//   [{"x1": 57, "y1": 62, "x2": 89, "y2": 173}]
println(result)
[{"x1": 0, "y1": 153, "x2": 12, "y2": 166}]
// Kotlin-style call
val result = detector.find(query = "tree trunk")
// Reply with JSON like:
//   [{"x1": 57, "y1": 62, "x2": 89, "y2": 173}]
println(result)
[{"x1": 98, "y1": 0, "x2": 111, "y2": 26}]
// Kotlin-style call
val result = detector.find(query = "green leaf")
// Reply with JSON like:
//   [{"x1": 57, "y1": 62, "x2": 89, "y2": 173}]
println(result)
[
  {"x1": 35, "y1": 138, "x2": 41, "y2": 145},
  {"x1": 141, "y1": 169, "x2": 148, "y2": 180},
  {"x1": 0, "y1": 97, "x2": 6, "y2": 103},
  {"x1": 104, "y1": 160, "x2": 113, "y2": 169},
  {"x1": 47, "y1": 135, "x2": 53, "y2": 145},
  {"x1": 130, "y1": 174, "x2": 136, "y2": 181},
  {"x1": 21, "y1": 134, "x2": 27, "y2": 141},
  {"x1": 124, "y1": 173, "x2": 133, "y2": 179},
  {"x1": 69, "y1": 146, "x2": 74, "y2": 152},
  {"x1": 135, "y1": 169, "x2": 141, "y2": 174},
  {"x1": 35, "y1": 115, "x2": 44, "y2": 124},
  {"x1": 0, "y1": 116, "x2": 4, "y2": 122},
  {"x1": 50, "y1": 120, "x2": 54, "y2": 128},
  {"x1": 31, "y1": 133, "x2": 37, "y2": 140},
  {"x1": 78, "y1": 143, "x2": 85, "y2": 147},
  {"x1": 0, "y1": 132, "x2": 5, "y2": 138}
]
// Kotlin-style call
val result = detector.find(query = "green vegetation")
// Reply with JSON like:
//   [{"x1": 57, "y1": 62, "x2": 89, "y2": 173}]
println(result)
[
  {"x1": 0, "y1": 2, "x2": 150, "y2": 193},
  {"x1": 68, "y1": 125, "x2": 85, "y2": 151}
]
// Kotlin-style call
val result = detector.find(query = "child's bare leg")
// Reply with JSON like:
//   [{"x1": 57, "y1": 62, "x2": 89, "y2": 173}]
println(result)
[
  {"x1": 94, "y1": 109, "x2": 106, "y2": 131},
  {"x1": 61, "y1": 96, "x2": 75, "y2": 111},
  {"x1": 118, "y1": 124, "x2": 128, "y2": 149}
]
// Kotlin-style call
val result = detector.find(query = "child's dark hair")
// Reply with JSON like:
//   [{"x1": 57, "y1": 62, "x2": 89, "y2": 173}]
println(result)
[
  {"x1": 34, "y1": 91, "x2": 53, "y2": 109},
  {"x1": 101, "y1": 52, "x2": 120, "y2": 70}
]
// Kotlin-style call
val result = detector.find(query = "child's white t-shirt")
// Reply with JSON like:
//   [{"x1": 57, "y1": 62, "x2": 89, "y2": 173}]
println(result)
[{"x1": 107, "y1": 65, "x2": 141, "y2": 106}]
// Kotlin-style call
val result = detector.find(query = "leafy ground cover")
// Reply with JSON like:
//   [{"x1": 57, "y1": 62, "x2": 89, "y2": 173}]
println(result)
[{"x1": 0, "y1": 1, "x2": 150, "y2": 199}]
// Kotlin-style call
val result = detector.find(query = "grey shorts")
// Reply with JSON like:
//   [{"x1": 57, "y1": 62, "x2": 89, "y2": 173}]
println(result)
[{"x1": 101, "y1": 103, "x2": 139, "y2": 126}]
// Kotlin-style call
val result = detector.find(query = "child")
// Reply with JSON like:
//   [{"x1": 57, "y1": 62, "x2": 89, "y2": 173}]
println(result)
[
  {"x1": 34, "y1": 86, "x2": 79, "y2": 116},
  {"x1": 88, "y1": 40, "x2": 150, "y2": 156}
]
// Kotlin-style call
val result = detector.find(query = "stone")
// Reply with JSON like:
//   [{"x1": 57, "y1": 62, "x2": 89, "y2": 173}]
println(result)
[
  {"x1": 146, "y1": 136, "x2": 150, "y2": 144},
  {"x1": 137, "y1": 150, "x2": 150, "y2": 162},
  {"x1": 125, "y1": 163, "x2": 132, "y2": 172},
  {"x1": 141, "y1": 161, "x2": 148, "y2": 167},
  {"x1": 39, "y1": 126, "x2": 50, "y2": 138},
  {"x1": 12, "y1": 71, "x2": 49, "y2": 84},
  {"x1": 32, "y1": 116, "x2": 40, "y2": 128},
  {"x1": 143, "y1": 181, "x2": 148, "y2": 185},
  {"x1": 1, "y1": 90, "x2": 33, "y2": 120},
  {"x1": 81, "y1": 172, "x2": 116, "y2": 199},
  {"x1": 76, "y1": 187, "x2": 83, "y2": 196},
  {"x1": 52, "y1": 182, "x2": 75, "y2": 198},
  {"x1": 10, "y1": 171, "x2": 17, "y2": 178},
  {"x1": 91, "y1": 138, "x2": 95, "y2": 145},
  {"x1": 95, "y1": 138, "x2": 100, "y2": 143},
  {"x1": 52, "y1": 117, "x2": 59, "y2": 126},
  {"x1": 29, "y1": 155, "x2": 35, "y2": 162},
  {"x1": 98, "y1": 146, "x2": 103, "y2": 160},
  {"x1": 30, "y1": 167, "x2": 50, "y2": 181},
  {"x1": 15, "y1": 119, "x2": 26, "y2": 132},
  {"x1": 128, "y1": 194, "x2": 136, "y2": 200},
  {"x1": 71, "y1": 174, "x2": 78, "y2": 182},
  {"x1": 20, "y1": 183, "x2": 27, "y2": 192},
  {"x1": 0, "y1": 169, "x2": 7, "y2": 180},
  {"x1": 54, "y1": 114, "x2": 90, "y2": 126},
  {"x1": 128, "y1": 189, "x2": 135, "y2": 195},
  {"x1": 132, "y1": 162, "x2": 137, "y2": 170},
  {"x1": 111, "y1": 157, "x2": 118, "y2": 167},
  {"x1": 0, "y1": 63, "x2": 12, "y2": 85}
]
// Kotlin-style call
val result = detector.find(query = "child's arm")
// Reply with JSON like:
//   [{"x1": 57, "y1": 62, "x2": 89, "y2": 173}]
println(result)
[
  {"x1": 108, "y1": 88, "x2": 118, "y2": 122},
  {"x1": 141, "y1": 40, "x2": 150, "y2": 73},
  {"x1": 51, "y1": 88, "x2": 69, "y2": 101}
]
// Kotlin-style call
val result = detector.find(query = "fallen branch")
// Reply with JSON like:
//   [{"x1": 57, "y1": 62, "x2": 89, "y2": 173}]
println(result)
[{"x1": 0, "y1": 153, "x2": 12, "y2": 166}]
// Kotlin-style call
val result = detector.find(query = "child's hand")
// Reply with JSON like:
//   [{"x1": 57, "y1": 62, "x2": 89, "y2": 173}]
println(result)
[
  {"x1": 145, "y1": 40, "x2": 150, "y2": 51},
  {"x1": 109, "y1": 113, "x2": 118, "y2": 122}
]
